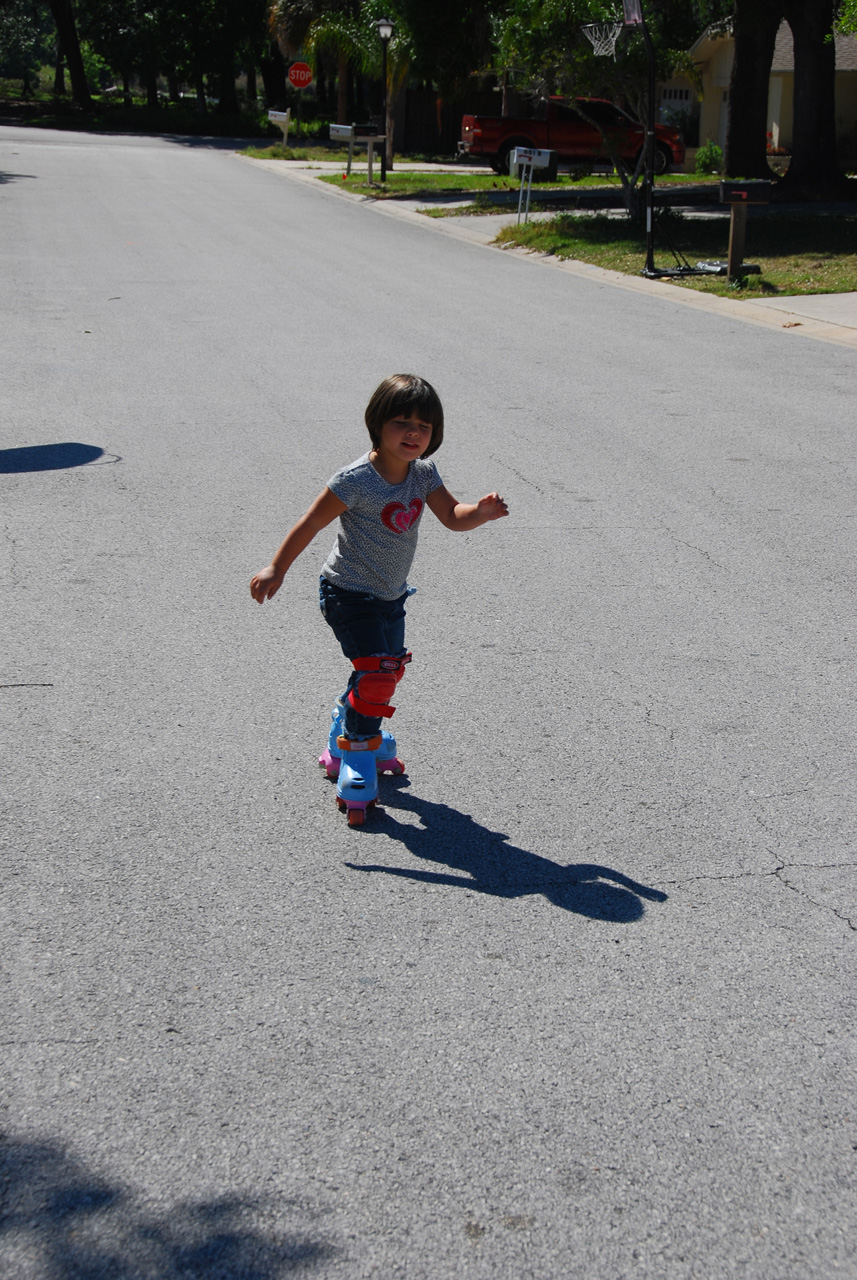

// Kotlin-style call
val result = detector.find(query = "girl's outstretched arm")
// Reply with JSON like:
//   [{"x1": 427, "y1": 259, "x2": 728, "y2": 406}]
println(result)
[
  {"x1": 250, "y1": 487, "x2": 346, "y2": 603},
  {"x1": 426, "y1": 485, "x2": 508, "y2": 532}
]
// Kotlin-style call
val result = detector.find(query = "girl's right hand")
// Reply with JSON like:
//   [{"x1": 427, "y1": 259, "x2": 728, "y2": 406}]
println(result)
[{"x1": 250, "y1": 565, "x2": 284, "y2": 603}]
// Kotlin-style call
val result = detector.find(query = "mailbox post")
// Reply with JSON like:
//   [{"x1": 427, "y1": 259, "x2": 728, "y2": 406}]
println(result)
[
  {"x1": 510, "y1": 147, "x2": 555, "y2": 224},
  {"x1": 330, "y1": 123, "x2": 387, "y2": 181},
  {"x1": 268, "y1": 110, "x2": 291, "y2": 148},
  {"x1": 720, "y1": 180, "x2": 771, "y2": 279}
]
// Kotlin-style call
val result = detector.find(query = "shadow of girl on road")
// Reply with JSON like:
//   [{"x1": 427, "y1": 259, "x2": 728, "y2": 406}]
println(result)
[{"x1": 346, "y1": 781, "x2": 668, "y2": 923}]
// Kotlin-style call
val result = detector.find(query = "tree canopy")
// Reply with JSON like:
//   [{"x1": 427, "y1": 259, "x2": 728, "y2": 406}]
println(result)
[{"x1": 3, "y1": 0, "x2": 853, "y2": 194}]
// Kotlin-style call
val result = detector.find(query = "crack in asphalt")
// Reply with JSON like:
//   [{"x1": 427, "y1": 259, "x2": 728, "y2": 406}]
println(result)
[
  {"x1": 3, "y1": 521, "x2": 20, "y2": 587},
  {"x1": 660, "y1": 859, "x2": 856, "y2": 932},
  {"x1": 773, "y1": 859, "x2": 857, "y2": 932},
  {"x1": 656, "y1": 519, "x2": 729, "y2": 571}
]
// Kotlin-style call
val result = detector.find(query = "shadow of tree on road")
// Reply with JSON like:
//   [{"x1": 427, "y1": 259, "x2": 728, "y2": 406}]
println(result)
[
  {"x1": 0, "y1": 169, "x2": 38, "y2": 185},
  {"x1": 0, "y1": 444, "x2": 120, "y2": 473},
  {"x1": 0, "y1": 1133, "x2": 336, "y2": 1278},
  {"x1": 347, "y1": 782, "x2": 668, "y2": 922}
]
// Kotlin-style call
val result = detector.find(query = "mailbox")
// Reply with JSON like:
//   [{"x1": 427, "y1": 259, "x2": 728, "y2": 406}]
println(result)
[
  {"x1": 268, "y1": 109, "x2": 291, "y2": 146},
  {"x1": 717, "y1": 180, "x2": 770, "y2": 279},
  {"x1": 510, "y1": 147, "x2": 553, "y2": 172},
  {"x1": 511, "y1": 149, "x2": 556, "y2": 224},
  {"x1": 720, "y1": 181, "x2": 772, "y2": 205},
  {"x1": 329, "y1": 123, "x2": 387, "y2": 180}
]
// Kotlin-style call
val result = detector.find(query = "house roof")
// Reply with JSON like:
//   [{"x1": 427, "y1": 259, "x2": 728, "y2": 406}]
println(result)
[
  {"x1": 772, "y1": 21, "x2": 857, "y2": 71},
  {"x1": 691, "y1": 20, "x2": 857, "y2": 72}
]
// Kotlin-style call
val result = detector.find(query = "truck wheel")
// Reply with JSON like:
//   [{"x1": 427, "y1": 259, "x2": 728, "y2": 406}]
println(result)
[
  {"x1": 496, "y1": 138, "x2": 533, "y2": 177},
  {"x1": 635, "y1": 144, "x2": 673, "y2": 176}
]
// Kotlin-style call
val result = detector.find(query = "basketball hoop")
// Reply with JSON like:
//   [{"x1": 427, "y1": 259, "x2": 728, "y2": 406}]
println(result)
[{"x1": 582, "y1": 21, "x2": 624, "y2": 58}]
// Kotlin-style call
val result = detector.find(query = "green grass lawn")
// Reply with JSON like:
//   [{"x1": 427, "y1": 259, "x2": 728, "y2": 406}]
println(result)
[
  {"x1": 311, "y1": 166, "x2": 717, "y2": 200},
  {"x1": 243, "y1": 142, "x2": 356, "y2": 162},
  {"x1": 496, "y1": 211, "x2": 857, "y2": 298}
]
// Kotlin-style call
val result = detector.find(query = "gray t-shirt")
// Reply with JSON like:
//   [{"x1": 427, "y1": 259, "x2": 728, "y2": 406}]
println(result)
[{"x1": 321, "y1": 453, "x2": 443, "y2": 599}]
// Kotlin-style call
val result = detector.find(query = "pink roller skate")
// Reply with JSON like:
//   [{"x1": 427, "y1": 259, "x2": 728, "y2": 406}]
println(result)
[{"x1": 319, "y1": 703, "x2": 405, "y2": 782}]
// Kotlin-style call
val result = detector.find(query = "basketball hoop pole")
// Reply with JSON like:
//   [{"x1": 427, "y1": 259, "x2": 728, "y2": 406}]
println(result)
[{"x1": 625, "y1": 0, "x2": 657, "y2": 276}]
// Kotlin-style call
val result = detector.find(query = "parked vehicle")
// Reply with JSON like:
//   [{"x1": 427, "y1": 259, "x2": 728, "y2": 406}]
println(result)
[{"x1": 459, "y1": 97, "x2": 686, "y2": 177}]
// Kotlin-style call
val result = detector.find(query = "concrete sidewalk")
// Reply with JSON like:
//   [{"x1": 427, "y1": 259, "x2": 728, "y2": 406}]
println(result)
[{"x1": 242, "y1": 156, "x2": 857, "y2": 350}]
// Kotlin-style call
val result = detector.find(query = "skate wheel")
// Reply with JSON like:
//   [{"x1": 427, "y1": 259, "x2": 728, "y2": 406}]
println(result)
[
  {"x1": 391, "y1": 760, "x2": 405, "y2": 775},
  {"x1": 336, "y1": 797, "x2": 346, "y2": 812},
  {"x1": 347, "y1": 807, "x2": 364, "y2": 827}
]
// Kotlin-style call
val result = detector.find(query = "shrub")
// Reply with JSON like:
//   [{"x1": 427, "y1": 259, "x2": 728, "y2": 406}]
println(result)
[{"x1": 695, "y1": 138, "x2": 723, "y2": 175}]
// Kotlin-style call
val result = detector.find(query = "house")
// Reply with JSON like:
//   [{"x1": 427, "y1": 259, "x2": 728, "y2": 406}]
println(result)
[{"x1": 658, "y1": 21, "x2": 857, "y2": 170}]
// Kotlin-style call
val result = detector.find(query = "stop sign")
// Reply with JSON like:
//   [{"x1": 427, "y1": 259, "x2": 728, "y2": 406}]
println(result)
[{"x1": 288, "y1": 62, "x2": 313, "y2": 90}]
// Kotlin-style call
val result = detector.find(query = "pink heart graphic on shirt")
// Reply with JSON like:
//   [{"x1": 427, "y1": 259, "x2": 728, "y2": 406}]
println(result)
[{"x1": 381, "y1": 499, "x2": 423, "y2": 533}]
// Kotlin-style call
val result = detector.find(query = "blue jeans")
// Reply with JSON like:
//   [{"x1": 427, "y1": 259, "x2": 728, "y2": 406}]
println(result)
[{"x1": 319, "y1": 577, "x2": 408, "y2": 737}]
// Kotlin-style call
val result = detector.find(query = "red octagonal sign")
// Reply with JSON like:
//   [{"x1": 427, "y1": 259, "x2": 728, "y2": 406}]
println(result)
[{"x1": 288, "y1": 62, "x2": 313, "y2": 90}]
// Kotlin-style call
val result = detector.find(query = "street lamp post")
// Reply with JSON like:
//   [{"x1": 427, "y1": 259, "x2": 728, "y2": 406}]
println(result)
[{"x1": 376, "y1": 16, "x2": 394, "y2": 183}]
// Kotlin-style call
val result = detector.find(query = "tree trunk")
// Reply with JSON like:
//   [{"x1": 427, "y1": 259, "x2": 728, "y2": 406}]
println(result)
[
  {"x1": 54, "y1": 40, "x2": 65, "y2": 96},
  {"x1": 725, "y1": 0, "x2": 782, "y2": 178},
  {"x1": 217, "y1": 62, "x2": 239, "y2": 114},
  {"x1": 781, "y1": 0, "x2": 841, "y2": 193},
  {"x1": 337, "y1": 52, "x2": 348, "y2": 123},
  {"x1": 47, "y1": 0, "x2": 92, "y2": 109},
  {"x1": 194, "y1": 68, "x2": 207, "y2": 115},
  {"x1": 144, "y1": 65, "x2": 159, "y2": 110},
  {"x1": 246, "y1": 61, "x2": 257, "y2": 105},
  {"x1": 260, "y1": 42, "x2": 288, "y2": 108}
]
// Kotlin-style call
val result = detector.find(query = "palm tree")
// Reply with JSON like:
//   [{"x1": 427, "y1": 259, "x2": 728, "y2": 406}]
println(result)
[{"x1": 270, "y1": 0, "x2": 411, "y2": 167}]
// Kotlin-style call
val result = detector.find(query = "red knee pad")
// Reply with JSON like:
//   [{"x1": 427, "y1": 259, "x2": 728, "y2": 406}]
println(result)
[{"x1": 348, "y1": 653, "x2": 411, "y2": 718}]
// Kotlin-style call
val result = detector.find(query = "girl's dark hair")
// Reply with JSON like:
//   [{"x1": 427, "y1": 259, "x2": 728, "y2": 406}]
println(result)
[{"x1": 364, "y1": 375, "x2": 444, "y2": 457}]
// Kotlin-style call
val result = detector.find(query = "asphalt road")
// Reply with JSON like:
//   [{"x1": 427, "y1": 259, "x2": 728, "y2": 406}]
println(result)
[{"x1": 1, "y1": 126, "x2": 855, "y2": 1280}]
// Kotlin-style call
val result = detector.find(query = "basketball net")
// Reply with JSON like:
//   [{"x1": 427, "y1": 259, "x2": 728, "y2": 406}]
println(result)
[{"x1": 581, "y1": 21, "x2": 624, "y2": 58}]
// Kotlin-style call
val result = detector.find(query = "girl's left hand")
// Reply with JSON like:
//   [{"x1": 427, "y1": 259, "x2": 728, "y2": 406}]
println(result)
[{"x1": 477, "y1": 492, "x2": 509, "y2": 521}]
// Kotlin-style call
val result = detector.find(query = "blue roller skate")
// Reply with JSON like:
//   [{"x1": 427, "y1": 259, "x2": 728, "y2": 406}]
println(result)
[
  {"x1": 334, "y1": 734, "x2": 382, "y2": 826},
  {"x1": 319, "y1": 702, "x2": 405, "y2": 782}
]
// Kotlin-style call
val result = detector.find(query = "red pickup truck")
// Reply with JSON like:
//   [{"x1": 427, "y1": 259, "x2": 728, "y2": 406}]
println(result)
[{"x1": 459, "y1": 97, "x2": 685, "y2": 177}]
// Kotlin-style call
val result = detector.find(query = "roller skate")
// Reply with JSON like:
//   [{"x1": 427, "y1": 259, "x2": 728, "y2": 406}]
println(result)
[
  {"x1": 335, "y1": 735, "x2": 382, "y2": 827},
  {"x1": 318, "y1": 703, "x2": 405, "y2": 781},
  {"x1": 318, "y1": 703, "x2": 347, "y2": 779}
]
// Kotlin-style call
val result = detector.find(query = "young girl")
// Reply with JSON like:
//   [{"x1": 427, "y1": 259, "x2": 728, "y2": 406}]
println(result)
[{"x1": 250, "y1": 374, "x2": 508, "y2": 824}]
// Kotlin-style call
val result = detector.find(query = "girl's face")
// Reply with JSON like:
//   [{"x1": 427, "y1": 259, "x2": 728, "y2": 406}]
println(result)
[{"x1": 376, "y1": 412, "x2": 434, "y2": 464}]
